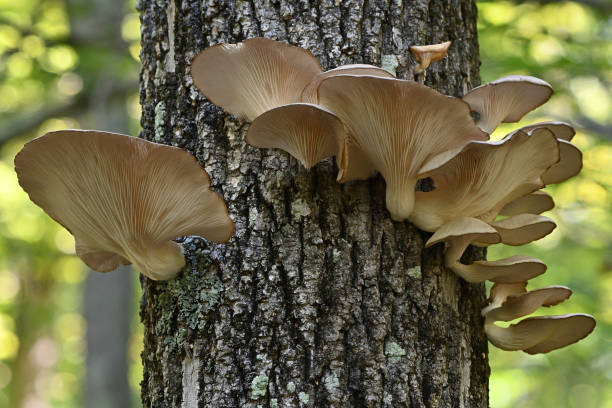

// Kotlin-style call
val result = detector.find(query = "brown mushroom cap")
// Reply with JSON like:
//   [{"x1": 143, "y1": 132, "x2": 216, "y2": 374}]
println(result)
[
  {"x1": 487, "y1": 214, "x2": 557, "y2": 246},
  {"x1": 451, "y1": 255, "x2": 547, "y2": 283},
  {"x1": 318, "y1": 75, "x2": 488, "y2": 221},
  {"x1": 190, "y1": 37, "x2": 322, "y2": 121},
  {"x1": 484, "y1": 286, "x2": 572, "y2": 322},
  {"x1": 409, "y1": 41, "x2": 451, "y2": 73},
  {"x1": 410, "y1": 129, "x2": 559, "y2": 232},
  {"x1": 486, "y1": 313, "x2": 596, "y2": 354},
  {"x1": 15, "y1": 130, "x2": 234, "y2": 281},
  {"x1": 542, "y1": 139, "x2": 583, "y2": 184},
  {"x1": 246, "y1": 103, "x2": 343, "y2": 169},
  {"x1": 301, "y1": 64, "x2": 395, "y2": 104},
  {"x1": 462, "y1": 75, "x2": 553, "y2": 134},
  {"x1": 499, "y1": 190, "x2": 555, "y2": 216}
]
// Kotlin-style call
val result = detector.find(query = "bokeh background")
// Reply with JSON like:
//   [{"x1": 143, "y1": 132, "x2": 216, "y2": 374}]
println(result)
[{"x1": 0, "y1": 0, "x2": 610, "y2": 407}]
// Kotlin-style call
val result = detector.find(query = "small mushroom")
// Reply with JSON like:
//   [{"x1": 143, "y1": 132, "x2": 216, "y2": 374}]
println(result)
[
  {"x1": 410, "y1": 128, "x2": 559, "y2": 232},
  {"x1": 425, "y1": 218, "x2": 546, "y2": 283},
  {"x1": 190, "y1": 37, "x2": 323, "y2": 121},
  {"x1": 462, "y1": 76, "x2": 553, "y2": 134},
  {"x1": 15, "y1": 130, "x2": 234, "y2": 281},
  {"x1": 409, "y1": 41, "x2": 451, "y2": 74},
  {"x1": 246, "y1": 103, "x2": 343, "y2": 169},
  {"x1": 499, "y1": 190, "x2": 554, "y2": 216},
  {"x1": 482, "y1": 283, "x2": 595, "y2": 353},
  {"x1": 318, "y1": 75, "x2": 488, "y2": 220},
  {"x1": 487, "y1": 214, "x2": 557, "y2": 246}
]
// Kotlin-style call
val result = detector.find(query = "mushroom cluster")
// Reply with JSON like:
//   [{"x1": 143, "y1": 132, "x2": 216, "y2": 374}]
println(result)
[
  {"x1": 15, "y1": 130, "x2": 234, "y2": 281},
  {"x1": 190, "y1": 37, "x2": 594, "y2": 353}
]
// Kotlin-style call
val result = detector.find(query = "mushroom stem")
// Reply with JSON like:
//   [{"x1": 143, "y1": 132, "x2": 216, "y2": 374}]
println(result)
[{"x1": 386, "y1": 178, "x2": 417, "y2": 221}]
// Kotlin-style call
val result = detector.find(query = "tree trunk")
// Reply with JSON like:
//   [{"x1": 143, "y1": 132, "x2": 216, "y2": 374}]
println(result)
[{"x1": 137, "y1": 1, "x2": 489, "y2": 407}]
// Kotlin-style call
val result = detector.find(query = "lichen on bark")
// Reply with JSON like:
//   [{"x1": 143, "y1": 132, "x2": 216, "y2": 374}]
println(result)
[{"x1": 138, "y1": 1, "x2": 490, "y2": 407}]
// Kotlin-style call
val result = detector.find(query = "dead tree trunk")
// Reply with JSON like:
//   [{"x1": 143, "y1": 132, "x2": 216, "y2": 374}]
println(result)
[{"x1": 138, "y1": 1, "x2": 489, "y2": 407}]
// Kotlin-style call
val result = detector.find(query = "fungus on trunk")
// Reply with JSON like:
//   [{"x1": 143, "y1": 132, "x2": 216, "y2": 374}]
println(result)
[
  {"x1": 499, "y1": 191, "x2": 555, "y2": 216},
  {"x1": 410, "y1": 129, "x2": 559, "y2": 232},
  {"x1": 483, "y1": 283, "x2": 595, "y2": 354},
  {"x1": 409, "y1": 41, "x2": 451, "y2": 74},
  {"x1": 425, "y1": 217, "x2": 547, "y2": 283},
  {"x1": 190, "y1": 37, "x2": 322, "y2": 121},
  {"x1": 462, "y1": 76, "x2": 553, "y2": 134},
  {"x1": 246, "y1": 103, "x2": 343, "y2": 169},
  {"x1": 15, "y1": 130, "x2": 234, "y2": 281},
  {"x1": 317, "y1": 75, "x2": 488, "y2": 220},
  {"x1": 487, "y1": 214, "x2": 556, "y2": 246}
]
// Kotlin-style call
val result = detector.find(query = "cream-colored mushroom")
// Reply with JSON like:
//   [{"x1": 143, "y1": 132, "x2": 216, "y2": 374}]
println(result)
[
  {"x1": 482, "y1": 283, "x2": 595, "y2": 353},
  {"x1": 486, "y1": 214, "x2": 556, "y2": 246},
  {"x1": 410, "y1": 128, "x2": 559, "y2": 232},
  {"x1": 462, "y1": 76, "x2": 553, "y2": 134},
  {"x1": 409, "y1": 41, "x2": 451, "y2": 74},
  {"x1": 318, "y1": 75, "x2": 488, "y2": 220},
  {"x1": 425, "y1": 218, "x2": 547, "y2": 283},
  {"x1": 246, "y1": 103, "x2": 343, "y2": 169},
  {"x1": 499, "y1": 190, "x2": 554, "y2": 216},
  {"x1": 190, "y1": 37, "x2": 322, "y2": 121},
  {"x1": 504, "y1": 122, "x2": 582, "y2": 185},
  {"x1": 15, "y1": 130, "x2": 234, "y2": 281}
]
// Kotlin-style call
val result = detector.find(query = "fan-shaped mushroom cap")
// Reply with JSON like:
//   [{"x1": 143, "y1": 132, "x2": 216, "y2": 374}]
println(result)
[
  {"x1": 410, "y1": 129, "x2": 559, "y2": 232},
  {"x1": 504, "y1": 123, "x2": 582, "y2": 185},
  {"x1": 246, "y1": 103, "x2": 342, "y2": 169},
  {"x1": 484, "y1": 285, "x2": 572, "y2": 322},
  {"x1": 462, "y1": 76, "x2": 553, "y2": 134},
  {"x1": 451, "y1": 255, "x2": 547, "y2": 283},
  {"x1": 425, "y1": 217, "x2": 500, "y2": 268},
  {"x1": 486, "y1": 313, "x2": 596, "y2": 354},
  {"x1": 409, "y1": 41, "x2": 451, "y2": 73},
  {"x1": 487, "y1": 214, "x2": 556, "y2": 246},
  {"x1": 190, "y1": 37, "x2": 322, "y2": 121},
  {"x1": 542, "y1": 140, "x2": 582, "y2": 184},
  {"x1": 318, "y1": 75, "x2": 488, "y2": 221},
  {"x1": 301, "y1": 64, "x2": 395, "y2": 103},
  {"x1": 499, "y1": 190, "x2": 554, "y2": 216},
  {"x1": 15, "y1": 130, "x2": 234, "y2": 281}
]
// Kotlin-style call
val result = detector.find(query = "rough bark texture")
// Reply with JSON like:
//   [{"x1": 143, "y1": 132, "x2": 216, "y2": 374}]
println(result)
[{"x1": 138, "y1": 1, "x2": 489, "y2": 407}]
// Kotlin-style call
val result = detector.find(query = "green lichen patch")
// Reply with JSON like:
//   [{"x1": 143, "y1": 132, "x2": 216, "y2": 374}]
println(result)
[
  {"x1": 385, "y1": 341, "x2": 406, "y2": 363},
  {"x1": 250, "y1": 373, "x2": 269, "y2": 400},
  {"x1": 323, "y1": 373, "x2": 339, "y2": 395},
  {"x1": 287, "y1": 381, "x2": 296, "y2": 393},
  {"x1": 270, "y1": 398, "x2": 279, "y2": 408},
  {"x1": 298, "y1": 392, "x2": 310, "y2": 404},
  {"x1": 150, "y1": 253, "x2": 223, "y2": 353},
  {"x1": 381, "y1": 54, "x2": 400, "y2": 76}
]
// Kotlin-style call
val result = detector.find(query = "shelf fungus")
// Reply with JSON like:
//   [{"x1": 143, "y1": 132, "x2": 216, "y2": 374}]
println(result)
[
  {"x1": 462, "y1": 76, "x2": 553, "y2": 134},
  {"x1": 504, "y1": 122, "x2": 582, "y2": 185},
  {"x1": 190, "y1": 37, "x2": 323, "y2": 121},
  {"x1": 409, "y1": 41, "x2": 451, "y2": 74},
  {"x1": 410, "y1": 128, "x2": 559, "y2": 232},
  {"x1": 246, "y1": 103, "x2": 343, "y2": 169},
  {"x1": 483, "y1": 283, "x2": 595, "y2": 354},
  {"x1": 425, "y1": 217, "x2": 547, "y2": 283},
  {"x1": 499, "y1": 190, "x2": 555, "y2": 216},
  {"x1": 14, "y1": 130, "x2": 234, "y2": 281},
  {"x1": 317, "y1": 75, "x2": 488, "y2": 221}
]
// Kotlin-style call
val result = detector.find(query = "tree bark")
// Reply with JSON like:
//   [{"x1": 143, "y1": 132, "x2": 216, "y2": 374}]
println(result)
[{"x1": 138, "y1": 1, "x2": 489, "y2": 407}]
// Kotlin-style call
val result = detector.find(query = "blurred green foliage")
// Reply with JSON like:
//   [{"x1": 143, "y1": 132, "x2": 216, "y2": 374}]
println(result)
[{"x1": 0, "y1": 0, "x2": 610, "y2": 407}]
